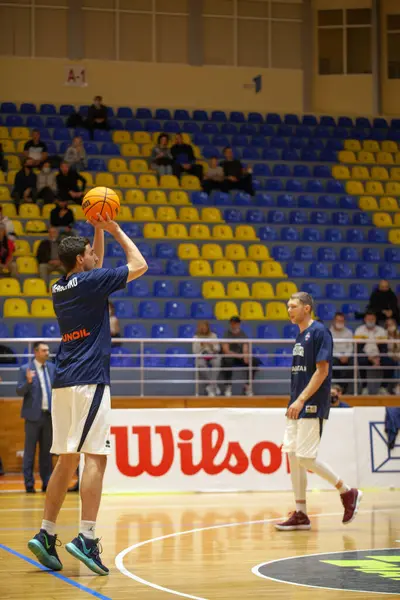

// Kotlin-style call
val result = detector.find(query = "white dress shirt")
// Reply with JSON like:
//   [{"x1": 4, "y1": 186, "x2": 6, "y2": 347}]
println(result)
[{"x1": 34, "y1": 359, "x2": 50, "y2": 411}]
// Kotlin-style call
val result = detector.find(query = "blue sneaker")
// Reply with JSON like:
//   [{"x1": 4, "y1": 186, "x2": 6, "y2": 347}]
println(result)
[
  {"x1": 28, "y1": 529, "x2": 63, "y2": 571},
  {"x1": 65, "y1": 534, "x2": 109, "y2": 576}
]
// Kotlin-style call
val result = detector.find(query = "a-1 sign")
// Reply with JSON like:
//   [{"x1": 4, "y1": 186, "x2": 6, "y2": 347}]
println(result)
[{"x1": 65, "y1": 66, "x2": 87, "y2": 87}]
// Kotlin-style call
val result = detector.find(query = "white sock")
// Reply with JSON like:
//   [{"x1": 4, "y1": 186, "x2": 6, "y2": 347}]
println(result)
[
  {"x1": 299, "y1": 456, "x2": 347, "y2": 491},
  {"x1": 338, "y1": 483, "x2": 350, "y2": 494},
  {"x1": 296, "y1": 501, "x2": 307, "y2": 514},
  {"x1": 288, "y1": 453, "x2": 307, "y2": 514},
  {"x1": 80, "y1": 520, "x2": 96, "y2": 540},
  {"x1": 41, "y1": 520, "x2": 56, "y2": 535}
]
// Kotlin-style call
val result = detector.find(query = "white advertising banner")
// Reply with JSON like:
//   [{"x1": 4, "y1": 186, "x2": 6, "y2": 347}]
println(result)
[{"x1": 103, "y1": 408, "x2": 358, "y2": 493}]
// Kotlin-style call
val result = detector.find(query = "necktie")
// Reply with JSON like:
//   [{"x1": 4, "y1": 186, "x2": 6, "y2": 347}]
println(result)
[{"x1": 42, "y1": 364, "x2": 52, "y2": 412}]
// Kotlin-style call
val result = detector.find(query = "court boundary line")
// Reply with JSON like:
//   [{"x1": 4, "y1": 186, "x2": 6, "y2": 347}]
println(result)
[
  {"x1": 115, "y1": 507, "x2": 399, "y2": 600},
  {"x1": 0, "y1": 543, "x2": 111, "y2": 600}
]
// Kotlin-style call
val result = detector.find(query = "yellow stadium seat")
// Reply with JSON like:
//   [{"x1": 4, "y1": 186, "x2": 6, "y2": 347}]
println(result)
[
  {"x1": 0, "y1": 186, "x2": 11, "y2": 202},
  {"x1": 394, "y1": 214, "x2": 400, "y2": 227},
  {"x1": 16, "y1": 140, "x2": 28, "y2": 153},
  {"x1": 344, "y1": 140, "x2": 361, "y2": 152},
  {"x1": 235, "y1": 225, "x2": 257, "y2": 240},
  {"x1": 261, "y1": 262, "x2": 286, "y2": 278},
  {"x1": 203, "y1": 281, "x2": 226, "y2": 299},
  {"x1": 357, "y1": 151, "x2": 375, "y2": 164},
  {"x1": 363, "y1": 140, "x2": 380, "y2": 153},
  {"x1": 143, "y1": 223, "x2": 165, "y2": 238},
  {"x1": 68, "y1": 204, "x2": 84, "y2": 220},
  {"x1": 79, "y1": 171, "x2": 93, "y2": 186},
  {"x1": 225, "y1": 243, "x2": 247, "y2": 260},
  {"x1": 380, "y1": 197, "x2": 398, "y2": 211},
  {"x1": 133, "y1": 206, "x2": 155, "y2": 221},
  {"x1": 129, "y1": 159, "x2": 148, "y2": 173},
  {"x1": 390, "y1": 167, "x2": 400, "y2": 181},
  {"x1": 117, "y1": 206, "x2": 132, "y2": 221},
  {"x1": 346, "y1": 181, "x2": 365, "y2": 195},
  {"x1": 117, "y1": 174, "x2": 137, "y2": 188},
  {"x1": 178, "y1": 243, "x2": 199, "y2": 259},
  {"x1": 169, "y1": 190, "x2": 189, "y2": 205},
  {"x1": 41, "y1": 203, "x2": 56, "y2": 220},
  {"x1": 6, "y1": 155, "x2": 21, "y2": 170},
  {"x1": 382, "y1": 141, "x2": 398, "y2": 153},
  {"x1": 133, "y1": 132, "x2": 151, "y2": 145},
  {"x1": 373, "y1": 212, "x2": 392, "y2": 228},
  {"x1": 147, "y1": 190, "x2": 167, "y2": 204},
  {"x1": 141, "y1": 143, "x2": 153, "y2": 158},
  {"x1": 179, "y1": 207, "x2": 200, "y2": 221},
  {"x1": 109, "y1": 159, "x2": 129, "y2": 172},
  {"x1": 95, "y1": 173, "x2": 115, "y2": 187},
  {"x1": 201, "y1": 243, "x2": 223, "y2": 260},
  {"x1": 386, "y1": 181, "x2": 400, "y2": 195},
  {"x1": 0, "y1": 171, "x2": 4, "y2": 184},
  {"x1": 0, "y1": 278, "x2": 21, "y2": 296},
  {"x1": 23, "y1": 278, "x2": 48, "y2": 296},
  {"x1": 365, "y1": 181, "x2": 384, "y2": 195},
  {"x1": 13, "y1": 239, "x2": 31, "y2": 256},
  {"x1": 240, "y1": 301, "x2": 264, "y2": 320},
  {"x1": 19, "y1": 203, "x2": 41, "y2": 219},
  {"x1": 227, "y1": 281, "x2": 250, "y2": 299},
  {"x1": 276, "y1": 281, "x2": 298, "y2": 299},
  {"x1": 181, "y1": 175, "x2": 201, "y2": 190},
  {"x1": 125, "y1": 189, "x2": 146, "y2": 204},
  {"x1": 332, "y1": 165, "x2": 350, "y2": 180},
  {"x1": 7, "y1": 170, "x2": 17, "y2": 185},
  {"x1": 139, "y1": 174, "x2": 158, "y2": 188},
  {"x1": 115, "y1": 188, "x2": 123, "y2": 203},
  {"x1": 265, "y1": 301, "x2": 287, "y2": 320},
  {"x1": 1, "y1": 203, "x2": 16, "y2": 217},
  {"x1": 213, "y1": 260, "x2": 236, "y2": 277},
  {"x1": 359, "y1": 196, "x2": 379, "y2": 211},
  {"x1": 25, "y1": 220, "x2": 47, "y2": 234},
  {"x1": 3, "y1": 298, "x2": 29, "y2": 317},
  {"x1": 0, "y1": 140, "x2": 15, "y2": 152},
  {"x1": 113, "y1": 131, "x2": 131, "y2": 144},
  {"x1": 16, "y1": 256, "x2": 38, "y2": 274},
  {"x1": 31, "y1": 299, "x2": 55, "y2": 318},
  {"x1": 159, "y1": 175, "x2": 180, "y2": 189},
  {"x1": 377, "y1": 152, "x2": 394, "y2": 165},
  {"x1": 190, "y1": 259, "x2": 212, "y2": 277},
  {"x1": 351, "y1": 166, "x2": 369, "y2": 180},
  {"x1": 338, "y1": 150, "x2": 357, "y2": 164},
  {"x1": 201, "y1": 207, "x2": 223, "y2": 223},
  {"x1": 389, "y1": 229, "x2": 400, "y2": 244},
  {"x1": 11, "y1": 220, "x2": 24, "y2": 235},
  {"x1": 251, "y1": 282, "x2": 275, "y2": 300},
  {"x1": 156, "y1": 206, "x2": 177, "y2": 221},
  {"x1": 215, "y1": 301, "x2": 238, "y2": 321},
  {"x1": 237, "y1": 260, "x2": 260, "y2": 277},
  {"x1": 121, "y1": 143, "x2": 140, "y2": 157},
  {"x1": 166, "y1": 223, "x2": 188, "y2": 238},
  {"x1": 11, "y1": 127, "x2": 29, "y2": 139},
  {"x1": 371, "y1": 167, "x2": 389, "y2": 180},
  {"x1": 0, "y1": 127, "x2": 9, "y2": 138},
  {"x1": 181, "y1": 133, "x2": 191, "y2": 144},
  {"x1": 189, "y1": 224, "x2": 210, "y2": 239}
]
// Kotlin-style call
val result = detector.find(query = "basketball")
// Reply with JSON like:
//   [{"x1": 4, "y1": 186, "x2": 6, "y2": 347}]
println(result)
[{"x1": 81, "y1": 186, "x2": 120, "y2": 221}]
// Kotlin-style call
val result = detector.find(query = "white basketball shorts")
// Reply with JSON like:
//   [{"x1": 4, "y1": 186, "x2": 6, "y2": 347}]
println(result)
[
  {"x1": 50, "y1": 384, "x2": 111, "y2": 455},
  {"x1": 282, "y1": 417, "x2": 324, "y2": 459}
]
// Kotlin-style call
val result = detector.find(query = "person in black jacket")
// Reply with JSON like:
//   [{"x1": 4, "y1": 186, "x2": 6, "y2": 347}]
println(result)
[
  {"x1": 36, "y1": 227, "x2": 64, "y2": 286},
  {"x1": 86, "y1": 95, "x2": 109, "y2": 138},
  {"x1": 220, "y1": 146, "x2": 254, "y2": 196},
  {"x1": 171, "y1": 133, "x2": 203, "y2": 182},
  {"x1": 50, "y1": 198, "x2": 75, "y2": 233},
  {"x1": 367, "y1": 280, "x2": 400, "y2": 325},
  {"x1": 56, "y1": 162, "x2": 86, "y2": 204},
  {"x1": 12, "y1": 159, "x2": 37, "y2": 212}
]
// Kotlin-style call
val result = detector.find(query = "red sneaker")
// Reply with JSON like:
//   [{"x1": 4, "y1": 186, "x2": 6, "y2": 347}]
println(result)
[
  {"x1": 275, "y1": 511, "x2": 311, "y2": 531},
  {"x1": 341, "y1": 488, "x2": 363, "y2": 524}
]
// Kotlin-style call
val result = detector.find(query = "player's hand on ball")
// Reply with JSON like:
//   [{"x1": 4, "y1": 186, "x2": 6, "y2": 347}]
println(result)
[
  {"x1": 287, "y1": 398, "x2": 304, "y2": 420},
  {"x1": 87, "y1": 213, "x2": 119, "y2": 234}
]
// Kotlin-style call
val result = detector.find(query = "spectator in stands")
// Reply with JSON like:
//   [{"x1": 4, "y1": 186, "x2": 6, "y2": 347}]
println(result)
[
  {"x1": 354, "y1": 311, "x2": 387, "y2": 395},
  {"x1": 171, "y1": 133, "x2": 203, "y2": 181},
  {"x1": 383, "y1": 318, "x2": 400, "y2": 394},
  {"x1": 86, "y1": 95, "x2": 109, "y2": 138},
  {"x1": 56, "y1": 161, "x2": 86, "y2": 204},
  {"x1": 0, "y1": 204, "x2": 15, "y2": 240},
  {"x1": 220, "y1": 316, "x2": 260, "y2": 397},
  {"x1": 220, "y1": 146, "x2": 254, "y2": 196},
  {"x1": 367, "y1": 280, "x2": 399, "y2": 324},
  {"x1": 202, "y1": 156, "x2": 224, "y2": 195},
  {"x1": 193, "y1": 321, "x2": 221, "y2": 396},
  {"x1": 64, "y1": 136, "x2": 87, "y2": 172},
  {"x1": 0, "y1": 224, "x2": 17, "y2": 278},
  {"x1": 12, "y1": 158, "x2": 37, "y2": 212},
  {"x1": 50, "y1": 198, "x2": 75, "y2": 234},
  {"x1": 330, "y1": 384, "x2": 350, "y2": 408},
  {"x1": 151, "y1": 133, "x2": 173, "y2": 177},
  {"x1": 330, "y1": 312, "x2": 354, "y2": 393},
  {"x1": 36, "y1": 161, "x2": 57, "y2": 206},
  {"x1": 109, "y1": 302, "x2": 121, "y2": 347},
  {"x1": 23, "y1": 129, "x2": 48, "y2": 168},
  {"x1": 0, "y1": 143, "x2": 8, "y2": 172},
  {"x1": 36, "y1": 227, "x2": 64, "y2": 286}
]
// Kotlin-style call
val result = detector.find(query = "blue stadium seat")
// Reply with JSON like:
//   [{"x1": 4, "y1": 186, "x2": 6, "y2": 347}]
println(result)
[
  {"x1": 124, "y1": 323, "x2": 147, "y2": 338},
  {"x1": 283, "y1": 324, "x2": 299, "y2": 339},
  {"x1": 300, "y1": 149, "x2": 318, "y2": 161},
  {"x1": 368, "y1": 229, "x2": 388, "y2": 243},
  {"x1": 74, "y1": 127, "x2": 90, "y2": 140},
  {"x1": 239, "y1": 123, "x2": 256, "y2": 135},
  {"x1": 114, "y1": 300, "x2": 134, "y2": 318},
  {"x1": 232, "y1": 135, "x2": 248, "y2": 146},
  {"x1": 135, "y1": 108, "x2": 151, "y2": 119},
  {"x1": 320, "y1": 150, "x2": 337, "y2": 162},
  {"x1": 213, "y1": 134, "x2": 230, "y2": 146},
  {"x1": 107, "y1": 244, "x2": 125, "y2": 258},
  {"x1": 59, "y1": 104, "x2": 75, "y2": 115},
  {"x1": 42, "y1": 322, "x2": 60, "y2": 337},
  {"x1": 281, "y1": 227, "x2": 300, "y2": 241},
  {"x1": 282, "y1": 149, "x2": 300, "y2": 161},
  {"x1": 356, "y1": 264, "x2": 376, "y2": 279},
  {"x1": 193, "y1": 133, "x2": 210, "y2": 145},
  {"x1": 139, "y1": 301, "x2": 161, "y2": 319},
  {"x1": 347, "y1": 229, "x2": 365, "y2": 243},
  {"x1": 255, "y1": 193, "x2": 274, "y2": 207},
  {"x1": 275, "y1": 348, "x2": 292, "y2": 367},
  {"x1": 202, "y1": 145, "x2": 220, "y2": 158},
  {"x1": 242, "y1": 147, "x2": 261, "y2": 160},
  {"x1": 53, "y1": 128, "x2": 71, "y2": 140},
  {"x1": 258, "y1": 324, "x2": 279, "y2": 339},
  {"x1": 350, "y1": 284, "x2": 369, "y2": 300},
  {"x1": 127, "y1": 280, "x2": 150, "y2": 297},
  {"x1": 110, "y1": 347, "x2": 138, "y2": 368},
  {"x1": 20, "y1": 103, "x2": 36, "y2": 114},
  {"x1": 333, "y1": 212, "x2": 351, "y2": 226},
  {"x1": 39, "y1": 103, "x2": 56, "y2": 115},
  {"x1": 144, "y1": 120, "x2": 161, "y2": 132},
  {"x1": 179, "y1": 324, "x2": 196, "y2": 338},
  {"x1": 121, "y1": 223, "x2": 143, "y2": 238},
  {"x1": 353, "y1": 213, "x2": 372, "y2": 226},
  {"x1": 248, "y1": 112, "x2": 263, "y2": 123},
  {"x1": 308, "y1": 138, "x2": 324, "y2": 150},
  {"x1": 277, "y1": 194, "x2": 295, "y2": 207},
  {"x1": 191, "y1": 301, "x2": 213, "y2": 319},
  {"x1": 313, "y1": 165, "x2": 331, "y2": 178},
  {"x1": 291, "y1": 137, "x2": 307, "y2": 149},
  {"x1": 135, "y1": 242, "x2": 152, "y2": 259},
  {"x1": 302, "y1": 282, "x2": 323, "y2": 299},
  {"x1": 271, "y1": 137, "x2": 288, "y2": 150},
  {"x1": 224, "y1": 208, "x2": 243, "y2": 223},
  {"x1": 272, "y1": 245, "x2": 292, "y2": 261},
  {"x1": 318, "y1": 195, "x2": 337, "y2": 209},
  {"x1": 144, "y1": 347, "x2": 164, "y2": 368},
  {"x1": 351, "y1": 128, "x2": 368, "y2": 140},
  {"x1": 340, "y1": 247, "x2": 360, "y2": 261},
  {"x1": 246, "y1": 209, "x2": 264, "y2": 223},
  {"x1": 334, "y1": 127, "x2": 350, "y2": 139},
  {"x1": 363, "y1": 248, "x2": 381, "y2": 262},
  {"x1": 14, "y1": 323, "x2": 38, "y2": 337},
  {"x1": 202, "y1": 123, "x2": 219, "y2": 134},
  {"x1": 0, "y1": 323, "x2": 9, "y2": 337},
  {"x1": 88, "y1": 158, "x2": 106, "y2": 171},
  {"x1": 338, "y1": 116, "x2": 353, "y2": 127},
  {"x1": 101, "y1": 142, "x2": 120, "y2": 155},
  {"x1": 303, "y1": 228, "x2": 321, "y2": 242},
  {"x1": 317, "y1": 303, "x2": 336, "y2": 321},
  {"x1": 145, "y1": 259, "x2": 163, "y2": 275},
  {"x1": 155, "y1": 243, "x2": 176, "y2": 259},
  {"x1": 1, "y1": 102, "x2": 17, "y2": 113},
  {"x1": 172, "y1": 109, "x2": 189, "y2": 120},
  {"x1": 326, "y1": 139, "x2": 344, "y2": 151},
  {"x1": 154, "y1": 108, "x2": 170, "y2": 120},
  {"x1": 5, "y1": 115, "x2": 23, "y2": 127},
  {"x1": 293, "y1": 165, "x2": 311, "y2": 178},
  {"x1": 27, "y1": 116, "x2": 44, "y2": 128},
  {"x1": 259, "y1": 227, "x2": 278, "y2": 241},
  {"x1": 124, "y1": 119, "x2": 142, "y2": 131},
  {"x1": 211, "y1": 110, "x2": 227, "y2": 122},
  {"x1": 235, "y1": 192, "x2": 252, "y2": 205},
  {"x1": 37, "y1": 128, "x2": 51, "y2": 139},
  {"x1": 165, "y1": 347, "x2": 193, "y2": 369},
  {"x1": 286, "y1": 262, "x2": 306, "y2": 277},
  {"x1": 385, "y1": 248, "x2": 400, "y2": 262},
  {"x1": 166, "y1": 260, "x2": 189, "y2": 276},
  {"x1": 379, "y1": 264, "x2": 397, "y2": 279},
  {"x1": 326, "y1": 180, "x2": 344, "y2": 193},
  {"x1": 314, "y1": 126, "x2": 331, "y2": 138},
  {"x1": 272, "y1": 164, "x2": 290, "y2": 177},
  {"x1": 45, "y1": 141, "x2": 57, "y2": 154},
  {"x1": 252, "y1": 348, "x2": 272, "y2": 367},
  {"x1": 317, "y1": 247, "x2": 337, "y2": 262},
  {"x1": 373, "y1": 117, "x2": 388, "y2": 129},
  {"x1": 298, "y1": 195, "x2": 316, "y2": 208},
  {"x1": 266, "y1": 113, "x2": 282, "y2": 125},
  {"x1": 277, "y1": 125, "x2": 292, "y2": 137},
  {"x1": 391, "y1": 119, "x2": 400, "y2": 129},
  {"x1": 78, "y1": 105, "x2": 89, "y2": 116},
  {"x1": 333, "y1": 264, "x2": 353, "y2": 279},
  {"x1": 310, "y1": 262, "x2": 329, "y2": 278},
  {"x1": 294, "y1": 246, "x2": 314, "y2": 261},
  {"x1": 265, "y1": 179, "x2": 284, "y2": 192},
  {"x1": 116, "y1": 107, "x2": 133, "y2": 118},
  {"x1": 152, "y1": 323, "x2": 174, "y2": 338},
  {"x1": 320, "y1": 115, "x2": 336, "y2": 127},
  {"x1": 312, "y1": 209, "x2": 330, "y2": 224},
  {"x1": 75, "y1": 222, "x2": 92, "y2": 237},
  {"x1": 340, "y1": 196, "x2": 358, "y2": 210},
  {"x1": 262, "y1": 148, "x2": 280, "y2": 160},
  {"x1": 210, "y1": 323, "x2": 225, "y2": 337},
  {"x1": 284, "y1": 114, "x2": 300, "y2": 126},
  {"x1": 302, "y1": 115, "x2": 318, "y2": 126},
  {"x1": 154, "y1": 281, "x2": 175, "y2": 298},
  {"x1": 108, "y1": 119, "x2": 123, "y2": 130},
  {"x1": 267, "y1": 210, "x2": 285, "y2": 224},
  {"x1": 46, "y1": 116, "x2": 64, "y2": 128},
  {"x1": 191, "y1": 191, "x2": 210, "y2": 205},
  {"x1": 290, "y1": 210, "x2": 308, "y2": 225},
  {"x1": 93, "y1": 130, "x2": 111, "y2": 142},
  {"x1": 325, "y1": 229, "x2": 343, "y2": 243},
  {"x1": 342, "y1": 303, "x2": 361, "y2": 317},
  {"x1": 355, "y1": 117, "x2": 371, "y2": 128}
]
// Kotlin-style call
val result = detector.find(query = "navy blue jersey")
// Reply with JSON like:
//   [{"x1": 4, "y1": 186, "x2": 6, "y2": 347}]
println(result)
[
  {"x1": 289, "y1": 320, "x2": 333, "y2": 419},
  {"x1": 52, "y1": 266, "x2": 129, "y2": 388}
]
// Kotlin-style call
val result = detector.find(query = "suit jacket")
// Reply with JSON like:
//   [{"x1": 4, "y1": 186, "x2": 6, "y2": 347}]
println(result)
[{"x1": 16, "y1": 361, "x2": 56, "y2": 421}]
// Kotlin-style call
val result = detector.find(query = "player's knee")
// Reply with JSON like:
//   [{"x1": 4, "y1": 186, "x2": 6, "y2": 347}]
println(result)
[
  {"x1": 57, "y1": 453, "x2": 80, "y2": 469},
  {"x1": 297, "y1": 455, "x2": 316, "y2": 471}
]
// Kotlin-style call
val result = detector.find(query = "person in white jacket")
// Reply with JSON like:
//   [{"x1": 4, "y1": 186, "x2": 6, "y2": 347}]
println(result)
[
  {"x1": 354, "y1": 311, "x2": 387, "y2": 395},
  {"x1": 192, "y1": 321, "x2": 221, "y2": 396},
  {"x1": 329, "y1": 312, "x2": 354, "y2": 393},
  {"x1": 64, "y1": 137, "x2": 87, "y2": 172}
]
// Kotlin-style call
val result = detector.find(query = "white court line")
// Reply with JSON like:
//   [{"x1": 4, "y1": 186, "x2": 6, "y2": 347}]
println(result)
[{"x1": 115, "y1": 507, "x2": 399, "y2": 600}]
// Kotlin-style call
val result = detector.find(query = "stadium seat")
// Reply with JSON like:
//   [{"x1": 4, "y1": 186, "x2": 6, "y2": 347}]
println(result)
[
  {"x1": 214, "y1": 260, "x2": 236, "y2": 277},
  {"x1": 202, "y1": 243, "x2": 224, "y2": 260},
  {"x1": 203, "y1": 281, "x2": 225, "y2": 299},
  {"x1": 190, "y1": 224, "x2": 211, "y2": 239},
  {"x1": 169, "y1": 190, "x2": 189, "y2": 205},
  {"x1": 179, "y1": 280, "x2": 202, "y2": 298},
  {"x1": 143, "y1": 223, "x2": 165, "y2": 238},
  {"x1": 201, "y1": 207, "x2": 222, "y2": 222},
  {"x1": 332, "y1": 165, "x2": 350, "y2": 179},
  {"x1": 346, "y1": 181, "x2": 365, "y2": 195},
  {"x1": 340, "y1": 247, "x2": 360, "y2": 261},
  {"x1": 31, "y1": 299, "x2": 55, "y2": 318},
  {"x1": 386, "y1": 182, "x2": 400, "y2": 195},
  {"x1": 265, "y1": 302, "x2": 287, "y2": 320},
  {"x1": 295, "y1": 246, "x2": 314, "y2": 261},
  {"x1": 281, "y1": 227, "x2": 300, "y2": 242},
  {"x1": 138, "y1": 301, "x2": 161, "y2": 319},
  {"x1": 359, "y1": 196, "x2": 379, "y2": 211},
  {"x1": 167, "y1": 224, "x2": 189, "y2": 239},
  {"x1": 326, "y1": 282, "x2": 347, "y2": 300},
  {"x1": 236, "y1": 260, "x2": 259, "y2": 277},
  {"x1": 261, "y1": 262, "x2": 286, "y2": 278},
  {"x1": 156, "y1": 206, "x2": 177, "y2": 222},
  {"x1": 227, "y1": 281, "x2": 250, "y2": 299},
  {"x1": 190, "y1": 259, "x2": 213, "y2": 277},
  {"x1": 215, "y1": 301, "x2": 238, "y2": 320},
  {"x1": 0, "y1": 278, "x2": 21, "y2": 296},
  {"x1": 16, "y1": 256, "x2": 38, "y2": 275},
  {"x1": 373, "y1": 212, "x2": 393, "y2": 227},
  {"x1": 251, "y1": 282, "x2": 274, "y2": 300},
  {"x1": 23, "y1": 278, "x2": 48, "y2": 296},
  {"x1": 151, "y1": 323, "x2": 174, "y2": 339},
  {"x1": 310, "y1": 262, "x2": 329, "y2": 278},
  {"x1": 257, "y1": 324, "x2": 279, "y2": 339},
  {"x1": 181, "y1": 175, "x2": 201, "y2": 190},
  {"x1": 213, "y1": 225, "x2": 234, "y2": 239},
  {"x1": 248, "y1": 244, "x2": 270, "y2": 261},
  {"x1": 317, "y1": 303, "x2": 336, "y2": 321},
  {"x1": 165, "y1": 301, "x2": 187, "y2": 319},
  {"x1": 240, "y1": 301, "x2": 264, "y2": 320},
  {"x1": 128, "y1": 279, "x2": 151, "y2": 297},
  {"x1": 272, "y1": 246, "x2": 292, "y2": 261},
  {"x1": 276, "y1": 282, "x2": 298, "y2": 299},
  {"x1": 191, "y1": 301, "x2": 213, "y2": 319},
  {"x1": 178, "y1": 243, "x2": 200, "y2": 260},
  {"x1": 363, "y1": 248, "x2": 381, "y2": 262}
]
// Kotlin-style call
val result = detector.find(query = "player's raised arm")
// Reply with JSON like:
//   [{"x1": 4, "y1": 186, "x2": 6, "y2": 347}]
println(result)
[{"x1": 92, "y1": 228, "x2": 105, "y2": 268}]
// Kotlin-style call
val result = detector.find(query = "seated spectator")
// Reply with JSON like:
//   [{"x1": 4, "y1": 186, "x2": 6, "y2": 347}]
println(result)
[
  {"x1": 12, "y1": 158, "x2": 37, "y2": 212},
  {"x1": 64, "y1": 136, "x2": 87, "y2": 172},
  {"x1": 220, "y1": 146, "x2": 254, "y2": 196},
  {"x1": 202, "y1": 156, "x2": 224, "y2": 195},
  {"x1": 171, "y1": 133, "x2": 203, "y2": 181},
  {"x1": 329, "y1": 312, "x2": 354, "y2": 394},
  {"x1": 0, "y1": 204, "x2": 15, "y2": 240},
  {"x1": 150, "y1": 133, "x2": 173, "y2": 177},
  {"x1": 354, "y1": 311, "x2": 387, "y2": 395},
  {"x1": 219, "y1": 316, "x2": 260, "y2": 397},
  {"x1": 50, "y1": 198, "x2": 75, "y2": 234},
  {"x1": 23, "y1": 129, "x2": 48, "y2": 168},
  {"x1": 0, "y1": 143, "x2": 8, "y2": 172},
  {"x1": 36, "y1": 227, "x2": 64, "y2": 286},
  {"x1": 330, "y1": 384, "x2": 350, "y2": 408},
  {"x1": 36, "y1": 161, "x2": 57, "y2": 206},
  {"x1": 56, "y1": 161, "x2": 86, "y2": 204},
  {"x1": 367, "y1": 279, "x2": 399, "y2": 324},
  {"x1": 109, "y1": 302, "x2": 121, "y2": 347},
  {"x1": 192, "y1": 320, "x2": 221, "y2": 396},
  {"x1": 383, "y1": 318, "x2": 400, "y2": 394},
  {"x1": 86, "y1": 95, "x2": 109, "y2": 138},
  {"x1": 0, "y1": 224, "x2": 17, "y2": 278}
]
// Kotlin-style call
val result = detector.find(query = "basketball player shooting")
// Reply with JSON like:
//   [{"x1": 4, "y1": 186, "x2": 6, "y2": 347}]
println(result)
[
  {"x1": 28, "y1": 214, "x2": 147, "y2": 575},
  {"x1": 275, "y1": 292, "x2": 362, "y2": 531}
]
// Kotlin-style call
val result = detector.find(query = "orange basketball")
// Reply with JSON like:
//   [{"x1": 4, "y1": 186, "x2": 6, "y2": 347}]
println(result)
[{"x1": 82, "y1": 186, "x2": 120, "y2": 221}]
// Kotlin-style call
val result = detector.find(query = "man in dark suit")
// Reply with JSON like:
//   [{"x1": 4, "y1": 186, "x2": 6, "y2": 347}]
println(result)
[{"x1": 16, "y1": 341, "x2": 55, "y2": 493}]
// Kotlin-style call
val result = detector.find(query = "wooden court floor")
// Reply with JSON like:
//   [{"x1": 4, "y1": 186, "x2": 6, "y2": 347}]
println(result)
[{"x1": 0, "y1": 489, "x2": 399, "y2": 599}]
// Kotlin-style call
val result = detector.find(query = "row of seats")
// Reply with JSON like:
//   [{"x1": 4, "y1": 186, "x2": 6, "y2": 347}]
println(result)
[
  {"x1": 334, "y1": 165, "x2": 400, "y2": 180},
  {"x1": 346, "y1": 180, "x2": 400, "y2": 196},
  {"x1": 344, "y1": 140, "x2": 399, "y2": 153},
  {"x1": 286, "y1": 262, "x2": 396, "y2": 279},
  {"x1": 339, "y1": 150, "x2": 400, "y2": 165}
]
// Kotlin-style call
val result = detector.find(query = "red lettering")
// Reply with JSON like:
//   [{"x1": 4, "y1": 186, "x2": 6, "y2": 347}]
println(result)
[
  {"x1": 111, "y1": 426, "x2": 174, "y2": 477},
  {"x1": 62, "y1": 328, "x2": 90, "y2": 343},
  {"x1": 250, "y1": 441, "x2": 282, "y2": 474}
]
